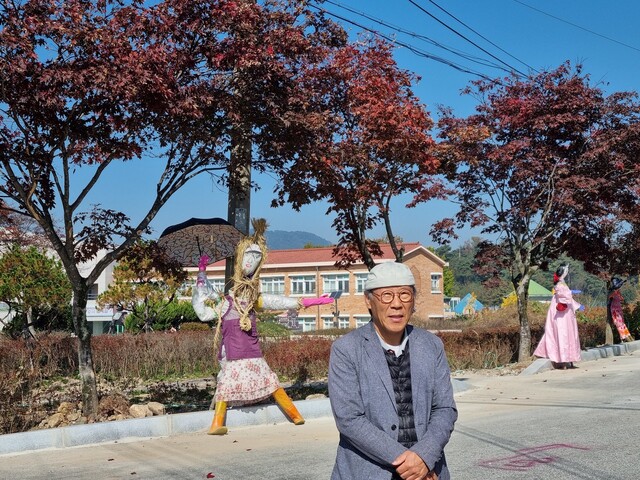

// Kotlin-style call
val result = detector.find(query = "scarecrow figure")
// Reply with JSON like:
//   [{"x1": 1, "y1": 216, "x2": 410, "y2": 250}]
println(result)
[
  {"x1": 607, "y1": 277, "x2": 634, "y2": 343},
  {"x1": 192, "y1": 218, "x2": 333, "y2": 435}
]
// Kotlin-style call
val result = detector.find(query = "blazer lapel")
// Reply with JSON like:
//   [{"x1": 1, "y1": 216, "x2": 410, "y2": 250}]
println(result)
[
  {"x1": 363, "y1": 322, "x2": 397, "y2": 412},
  {"x1": 408, "y1": 327, "x2": 429, "y2": 422}
]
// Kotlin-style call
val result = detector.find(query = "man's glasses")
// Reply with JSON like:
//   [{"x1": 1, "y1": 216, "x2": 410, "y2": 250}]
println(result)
[{"x1": 370, "y1": 290, "x2": 414, "y2": 304}]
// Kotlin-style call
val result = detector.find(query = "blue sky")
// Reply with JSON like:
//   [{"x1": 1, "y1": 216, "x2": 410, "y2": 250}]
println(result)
[{"x1": 85, "y1": 0, "x2": 640, "y2": 247}]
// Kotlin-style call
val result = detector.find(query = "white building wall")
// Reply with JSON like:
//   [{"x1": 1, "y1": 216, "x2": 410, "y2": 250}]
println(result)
[{"x1": 78, "y1": 249, "x2": 116, "y2": 335}]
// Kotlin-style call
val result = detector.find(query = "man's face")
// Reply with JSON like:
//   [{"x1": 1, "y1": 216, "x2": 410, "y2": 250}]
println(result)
[{"x1": 365, "y1": 286, "x2": 415, "y2": 345}]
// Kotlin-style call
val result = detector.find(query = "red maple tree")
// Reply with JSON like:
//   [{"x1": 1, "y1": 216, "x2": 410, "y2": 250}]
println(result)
[
  {"x1": 0, "y1": 0, "x2": 346, "y2": 416},
  {"x1": 434, "y1": 62, "x2": 640, "y2": 360},
  {"x1": 567, "y1": 87, "x2": 640, "y2": 279},
  {"x1": 277, "y1": 36, "x2": 444, "y2": 269}
]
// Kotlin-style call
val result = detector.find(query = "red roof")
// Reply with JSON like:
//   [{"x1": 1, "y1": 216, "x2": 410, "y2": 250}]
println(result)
[
  {"x1": 202, "y1": 242, "x2": 425, "y2": 270},
  {"x1": 265, "y1": 243, "x2": 423, "y2": 266}
]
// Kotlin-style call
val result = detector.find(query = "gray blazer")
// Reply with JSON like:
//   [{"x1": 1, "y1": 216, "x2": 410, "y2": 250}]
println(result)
[{"x1": 329, "y1": 322, "x2": 457, "y2": 480}]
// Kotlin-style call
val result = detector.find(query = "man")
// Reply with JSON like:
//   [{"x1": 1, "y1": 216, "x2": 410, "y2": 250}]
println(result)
[{"x1": 328, "y1": 262, "x2": 457, "y2": 480}]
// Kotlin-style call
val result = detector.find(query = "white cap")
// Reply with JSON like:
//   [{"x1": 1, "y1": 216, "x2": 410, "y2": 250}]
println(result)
[{"x1": 364, "y1": 262, "x2": 415, "y2": 290}]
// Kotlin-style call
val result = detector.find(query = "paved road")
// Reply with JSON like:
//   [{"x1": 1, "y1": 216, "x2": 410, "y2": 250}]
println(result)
[
  {"x1": 1, "y1": 352, "x2": 638, "y2": 480},
  {"x1": 448, "y1": 353, "x2": 640, "y2": 480}
]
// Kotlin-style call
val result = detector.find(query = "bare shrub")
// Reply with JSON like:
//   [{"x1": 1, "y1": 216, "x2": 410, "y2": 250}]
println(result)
[
  {"x1": 263, "y1": 336, "x2": 333, "y2": 384},
  {"x1": 0, "y1": 303, "x2": 610, "y2": 434},
  {"x1": 91, "y1": 331, "x2": 216, "y2": 379},
  {"x1": 439, "y1": 304, "x2": 606, "y2": 370},
  {"x1": 180, "y1": 322, "x2": 211, "y2": 331},
  {"x1": 440, "y1": 328, "x2": 519, "y2": 370},
  {"x1": 0, "y1": 335, "x2": 64, "y2": 433}
]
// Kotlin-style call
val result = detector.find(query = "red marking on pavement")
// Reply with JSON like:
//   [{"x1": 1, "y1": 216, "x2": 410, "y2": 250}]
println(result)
[{"x1": 478, "y1": 443, "x2": 590, "y2": 471}]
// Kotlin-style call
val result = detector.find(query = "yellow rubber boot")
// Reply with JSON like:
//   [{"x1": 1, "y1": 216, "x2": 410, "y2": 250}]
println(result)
[
  {"x1": 208, "y1": 401, "x2": 228, "y2": 435},
  {"x1": 272, "y1": 388, "x2": 305, "y2": 425}
]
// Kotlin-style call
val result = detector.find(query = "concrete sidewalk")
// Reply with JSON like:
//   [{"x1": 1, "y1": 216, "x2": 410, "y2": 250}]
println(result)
[
  {"x1": 521, "y1": 338, "x2": 640, "y2": 375},
  {"x1": 1, "y1": 340, "x2": 637, "y2": 457}
]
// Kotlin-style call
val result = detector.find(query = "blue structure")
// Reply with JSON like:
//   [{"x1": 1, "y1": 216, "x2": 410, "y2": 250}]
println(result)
[{"x1": 453, "y1": 293, "x2": 484, "y2": 315}]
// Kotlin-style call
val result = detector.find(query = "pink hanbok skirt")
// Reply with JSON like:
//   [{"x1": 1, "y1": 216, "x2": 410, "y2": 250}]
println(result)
[{"x1": 534, "y1": 309, "x2": 581, "y2": 363}]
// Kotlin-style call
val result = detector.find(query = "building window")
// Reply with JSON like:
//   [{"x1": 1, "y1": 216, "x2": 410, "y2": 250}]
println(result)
[
  {"x1": 290, "y1": 275, "x2": 316, "y2": 295},
  {"x1": 209, "y1": 278, "x2": 225, "y2": 293},
  {"x1": 431, "y1": 273, "x2": 442, "y2": 293},
  {"x1": 323, "y1": 274, "x2": 349, "y2": 295},
  {"x1": 354, "y1": 315, "x2": 371, "y2": 327},
  {"x1": 87, "y1": 284, "x2": 99, "y2": 300},
  {"x1": 298, "y1": 317, "x2": 317, "y2": 332},
  {"x1": 448, "y1": 297, "x2": 460, "y2": 310},
  {"x1": 261, "y1": 276, "x2": 285, "y2": 295},
  {"x1": 323, "y1": 315, "x2": 350, "y2": 329},
  {"x1": 355, "y1": 273, "x2": 368, "y2": 294}
]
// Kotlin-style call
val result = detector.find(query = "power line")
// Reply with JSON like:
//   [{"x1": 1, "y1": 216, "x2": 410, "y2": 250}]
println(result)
[
  {"x1": 407, "y1": 0, "x2": 527, "y2": 77},
  {"x1": 323, "y1": 0, "x2": 509, "y2": 71},
  {"x1": 426, "y1": 0, "x2": 537, "y2": 73},
  {"x1": 512, "y1": 0, "x2": 640, "y2": 54},
  {"x1": 309, "y1": 2, "x2": 495, "y2": 80}
]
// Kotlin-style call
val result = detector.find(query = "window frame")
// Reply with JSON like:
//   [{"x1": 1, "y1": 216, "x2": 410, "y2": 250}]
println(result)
[
  {"x1": 290, "y1": 275, "x2": 317, "y2": 296},
  {"x1": 322, "y1": 273, "x2": 350, "y2": 295},
  {"x1": 355, "y1": 273, "x2": 368, "y2": 295},
  {"x1": 260, "y1": 275, "x2": 285, "y2": 295},
  {"x1": 430, "y1": 273, "x2": 443, "y2": 294}
]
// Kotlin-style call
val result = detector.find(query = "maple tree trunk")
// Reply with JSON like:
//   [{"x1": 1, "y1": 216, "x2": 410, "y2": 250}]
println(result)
[
  {"x1": 605, "y1": 302, "x2": 614, "y2": 345},
  {"x1": 515, "y1": 280, "x2": 532, "y2": 362},
  {"x1": 71, "y1": 284, "x2": 99, "y2": 418},
  {"x1": 605, "y1": 324, "x2": 614, "y2": 345}
]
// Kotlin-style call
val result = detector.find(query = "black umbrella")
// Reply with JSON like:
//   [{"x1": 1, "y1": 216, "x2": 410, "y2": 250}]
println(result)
[{"x1": 157, "y1": 217, "x2": 244, "y2": 267}]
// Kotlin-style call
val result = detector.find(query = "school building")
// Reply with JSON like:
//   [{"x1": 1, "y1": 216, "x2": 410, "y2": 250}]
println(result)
[{"x1": 189, "y1": 243, "x2": 447, "y2": 331}]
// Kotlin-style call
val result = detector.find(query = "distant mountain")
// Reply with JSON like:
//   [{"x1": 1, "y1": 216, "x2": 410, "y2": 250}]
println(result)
[{"x1": 265, "y1": 230, "x2": 332, "y2": 250}]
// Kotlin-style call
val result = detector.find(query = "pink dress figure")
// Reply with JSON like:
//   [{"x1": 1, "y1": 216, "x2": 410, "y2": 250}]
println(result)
[
  {"x1": 608, "y1": 278, "x2": 634, "y2": 342},
  {"x1": 533, "y1": 265, "x2": 582, "y2": 369}
]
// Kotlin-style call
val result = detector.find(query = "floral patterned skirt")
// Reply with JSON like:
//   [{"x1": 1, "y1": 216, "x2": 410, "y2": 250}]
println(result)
[
  {"x1": 213, "y1": 357, "x2": 281, "y2": 406},
  {"x1": 611, "y1": 306, "x2": 632, "y2": 339}
]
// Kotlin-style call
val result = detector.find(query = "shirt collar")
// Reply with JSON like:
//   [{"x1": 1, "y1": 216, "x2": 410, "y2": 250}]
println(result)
[{"x1": 376, "y1": 329, "x2": 409, "y2": 357}]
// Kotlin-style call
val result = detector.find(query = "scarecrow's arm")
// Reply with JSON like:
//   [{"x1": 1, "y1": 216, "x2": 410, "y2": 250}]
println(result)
[
  {"x1": 192, "y1": 271, "x2": 225, "y2": 322},
  {"x1": 257, "y1": 294, "x2": 333, "y2": 311}
]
